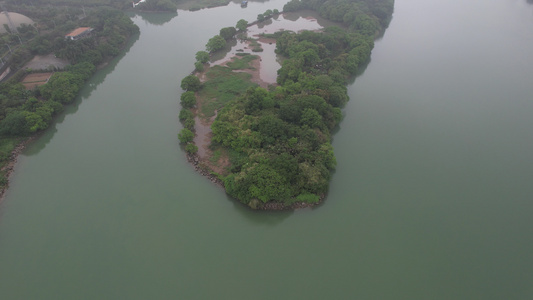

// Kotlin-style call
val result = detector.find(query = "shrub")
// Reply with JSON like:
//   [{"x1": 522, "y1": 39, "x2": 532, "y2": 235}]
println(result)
[
  {"x1": 180, "y1": 75, "x2": 201, "y2": 91},
  {"x1": 180, "y1": 91, "x2": 196, "y2": 108},
  {"x1": 179, "y1": 109, "x2": 194, "y2": 120},
  {"x1": 185, "y1": 143, "x2": 198, "y2": 154},
  {"x1": 178, "y1": 128, "x2": 194, "y2": 144},
  {"x1": 194, "y1": 61, "x2": 204, "y2": 72}
]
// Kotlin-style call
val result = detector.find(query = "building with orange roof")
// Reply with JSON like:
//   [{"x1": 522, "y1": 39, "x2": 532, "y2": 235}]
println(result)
[{"x1": 65, "y1": 27, "x2": 94, "y2": 41}]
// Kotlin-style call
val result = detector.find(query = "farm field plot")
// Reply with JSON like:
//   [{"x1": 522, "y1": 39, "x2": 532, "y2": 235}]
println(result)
[{"x1": 21, "y1": 72, "x2": 53, "y2": 89}]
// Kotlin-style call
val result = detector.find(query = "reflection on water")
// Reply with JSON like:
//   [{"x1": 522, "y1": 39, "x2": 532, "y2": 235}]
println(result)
[
  {"x1": 225, "y1": 193, "x2": 294, "y2": 226},
  {"x1": 132, "y1": 11, "x2": 178, "y2": 25},
  {"x1": 247, "y1": 12, "x2": 323, "y2": 35}
]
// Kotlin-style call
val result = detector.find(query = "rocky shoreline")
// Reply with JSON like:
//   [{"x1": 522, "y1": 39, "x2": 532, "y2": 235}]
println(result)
[{"x1": 0, "y1": 137, "x2": 35, "y2": 203}]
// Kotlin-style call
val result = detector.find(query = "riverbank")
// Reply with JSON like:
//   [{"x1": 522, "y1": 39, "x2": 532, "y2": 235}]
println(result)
[
  {"x1": 0, "y1": 24, "x2": 139, "y2": 203},
  {"x1": 0, "y1": 137, "x2": 34, "y2": 203},
  {"x1": 185, "y1": 151, "x2": 324, "y2": 210}
]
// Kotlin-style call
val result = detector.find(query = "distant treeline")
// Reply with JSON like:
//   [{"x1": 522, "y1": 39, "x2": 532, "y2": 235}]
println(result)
[
  {"x1": 6, "y1": 0, "x2": 132, "y2": 10},
  {"x1": 6, "y1": 0, "x2": 200, "y2": 12}
]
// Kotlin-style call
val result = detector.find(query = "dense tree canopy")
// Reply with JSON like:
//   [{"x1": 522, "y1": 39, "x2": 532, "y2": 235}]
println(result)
[
  {"x1": 180, "y1": 75, "x2": 202, "y2": 91},
  {"x1": 236, "y1": 19, "x2": 248, "y2": 31},
  {"x1": 219, "y1": 27, "x2": 237, "y2": 40},
  {"x1": 206, "y1": 35, "x2": 226, "y2": 53},
  {"x1": 179, "y1": 0, "x2": 394, "y2": 208}
]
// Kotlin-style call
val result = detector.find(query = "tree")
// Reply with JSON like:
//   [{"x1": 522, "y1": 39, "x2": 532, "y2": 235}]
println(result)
[
  {"x1": 194, "y1": 61, "x2": 204, "y2": 72},
  {"x1": 206, "y1": 35, "x2": 226, "y2": 53},
  {"x1": 236, "y1": 19, "x2": 248, "y2": 31},
  {"x1": 180, "y1": 75, "x2": 201, "y2": 91},
  {"x1": 257, "y1": 14, "x2": 265, "y2": 22},
  {"x1": 185, "y1": 143, "x2": 198, "y2": 154},
  {"x1": 195, "y1": 51, "x2": 209, "y2": 63},
  {"x1": 0, "y1": 111, "x2": 29, "y2": 135},
  {"x1": 300, "y1": 108, "x2": 322, "y2": 128},
  {"x1": 180, "y1": 91, "x2": 196, "y2": 108},
  {"x1": 219, "y1": 27, "x2": 237, "y2": 40},
  {"x1": 179, "y1": 109, "x2": 194, "y2": 120},
  {"x1": 178, "y1": 128, "x2": 194, "y2": 144}
]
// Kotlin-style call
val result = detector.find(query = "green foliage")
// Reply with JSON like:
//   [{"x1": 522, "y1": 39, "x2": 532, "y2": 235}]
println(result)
[
  {"x1": 198, "y1": 66, "x2": 256, "y2": 117},
  {"x1": 180, "y1": 75, "x2": 201, "y2": 91},
  {"x1": 178, "y1": 128, "x2": 194, "y2": 144},
  {"x1": 178, "y1": 0, "x2": 394, "y2": 206},
  {"x1": 236, "y1": 19, "x2": 248, "y2": 31},
  {"x1": 283, "y1": 0, "x2": 393, "y2": 32},
  {"x1": 219, "y1": 27, "x2": 237, "y2": 40},
  {"x1": 257, "y1": 14, "x2": 265, "y2": 22},
  {"x1": 183, "y1": 118, "x2": 195, "y2": 130},
  {"x1": 185, "y1": 143, "x2": 198, "y2": 154},
  {"x1": 179, "y1": 109, "x2": 194, "y2": 121},
  {"x1": 194, "y1": 61, "x2": 204, "y2": 72},
  {"x1": 0, "y1": 111, "x2": 30, "y2": 136},
  {"x1": 224, "y1": 163, "x2": 291, "y2": 204},
  {"x1": 195, "y1": 51, "x2": 210, "y2": 63},
  {"x1": 53, "y1": 7, "x2": 138, "y2": 64},
  {"x1": 206, "y1": 35, "x2": 226, "y2": 53},
  {"x1": 180, "y1": 91, "x2": 197, "y2": 108},
  {"x1": 296, "y1": 192, "x2": 320, "y2": 204},
  {"x1": 226, "y1": 54, "x2": 258, "y2": 70}
]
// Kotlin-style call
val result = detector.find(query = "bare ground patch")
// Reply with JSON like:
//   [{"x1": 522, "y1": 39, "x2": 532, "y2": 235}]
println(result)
[
  {"x1": 21, "y1": 72, "x2": 53, "y2": 89},
  {"x1": 23, "y1": 54, "x2": 69, "y2": 71},
  {"x1": 188, "y1": 48, "x2": 276, "y2": 177}
]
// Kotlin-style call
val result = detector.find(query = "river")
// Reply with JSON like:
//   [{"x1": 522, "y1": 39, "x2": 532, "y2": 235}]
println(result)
[{"x1": 1, "y1": 0, "x2": 533, "y2": 299}]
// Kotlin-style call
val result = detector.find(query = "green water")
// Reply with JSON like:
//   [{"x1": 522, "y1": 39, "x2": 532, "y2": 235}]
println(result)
[{"x1": 1, "y1": 0, "x2": 533, "y2": 299}]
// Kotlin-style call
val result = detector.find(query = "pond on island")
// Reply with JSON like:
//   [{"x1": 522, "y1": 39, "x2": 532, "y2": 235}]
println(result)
[
  {"x1": 210, "y1": 9, "x2": 333, "y2": 84},
  {"x1": 1, "y1": 0, "x2": 533, "y2": 299}
]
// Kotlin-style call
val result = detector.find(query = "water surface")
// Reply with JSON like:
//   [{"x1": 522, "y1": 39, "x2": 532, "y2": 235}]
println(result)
[{"x1": 1, "y1": 0, "x2": 533, "y2": 299}]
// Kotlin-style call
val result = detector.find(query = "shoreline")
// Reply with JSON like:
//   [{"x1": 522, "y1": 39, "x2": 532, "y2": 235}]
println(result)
[
  {"x1": 184, "y1": 23, "x2": 326, "y2": 211},
  {"x1": 0, "y1": 136, "x2": 35, "y2": 203},
  {"x1": 185, "y1": 152, "x2": 324, "y2": 210}
]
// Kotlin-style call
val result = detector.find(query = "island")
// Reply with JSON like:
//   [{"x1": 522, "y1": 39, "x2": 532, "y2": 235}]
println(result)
[{"x1": 178, "y1": 0, "x2": 395, "y2": 209}]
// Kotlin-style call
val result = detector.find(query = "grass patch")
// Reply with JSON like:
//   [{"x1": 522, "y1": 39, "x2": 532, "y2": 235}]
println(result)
[
  {"x1": 226, "y1": 55, "x2": 258, "y2": 70},
  {"x1": 198, "y1": 65, "x2": 257, "y2": 118},
  {"x1": 210, "y1": 149, "x2": 222, "y2": 165},
  {"x1": 248, "y1": 40, "x2": 263, "y2": 52}
]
